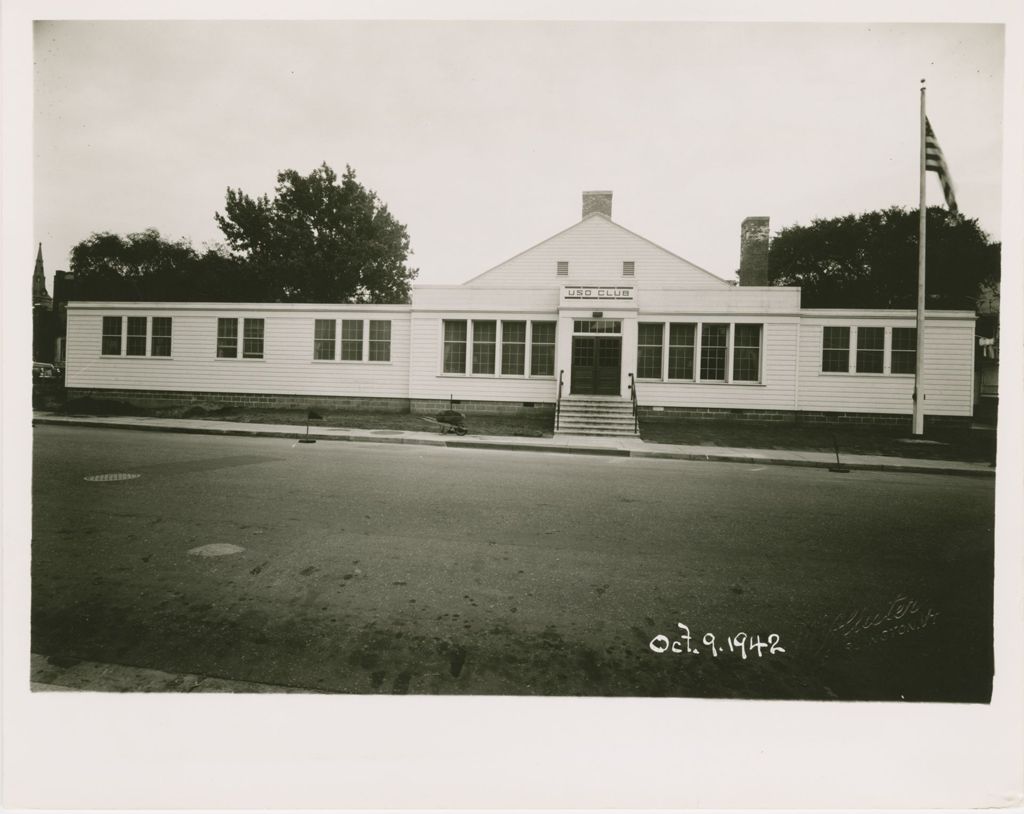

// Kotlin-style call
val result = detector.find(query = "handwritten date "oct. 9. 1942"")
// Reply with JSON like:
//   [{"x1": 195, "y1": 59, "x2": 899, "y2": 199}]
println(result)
[{"x1": 649, "y1": 624, "x2": 785, "y2": 659}]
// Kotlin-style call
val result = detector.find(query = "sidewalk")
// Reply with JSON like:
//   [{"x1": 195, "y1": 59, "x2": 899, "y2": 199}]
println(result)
[{"x1": 33, "y1": 412, "x2": 996, "y2": 477}]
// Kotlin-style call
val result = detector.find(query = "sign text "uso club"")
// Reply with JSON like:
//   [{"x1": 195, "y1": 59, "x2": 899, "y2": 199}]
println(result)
[{"x1": 563, "y1": 286, "x2": 634, "y2": 301}]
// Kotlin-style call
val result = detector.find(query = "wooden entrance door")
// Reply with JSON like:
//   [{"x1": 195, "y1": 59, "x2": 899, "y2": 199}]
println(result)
[{"x1": 571, "y1": 336, "x2": 621, "y2": 395}]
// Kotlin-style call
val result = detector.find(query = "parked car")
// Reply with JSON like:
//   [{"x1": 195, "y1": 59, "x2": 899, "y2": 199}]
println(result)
[{"x1": 33, "y1": 362, "x2": 58, "y2": 379}]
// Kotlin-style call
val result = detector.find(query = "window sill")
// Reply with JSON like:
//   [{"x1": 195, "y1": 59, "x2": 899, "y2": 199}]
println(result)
[
  {"x1": 101, "y1": 355, "x2": 175, "y2": 360},
  {"x1": 311, "y1": 360, "x2": 393, "y2": 365},
  {"x1": 438, "y1": 373, "x2": 556, "y2": 380},
  {"x1": 215, "y1": 356, "x2": 265, "y2": 361},
  {"x1": 638, "y1": 378, "x2": 765, "y2": 386},
  {"x1": 819, "y1": 371, "x2": 895, "y2": 377}
]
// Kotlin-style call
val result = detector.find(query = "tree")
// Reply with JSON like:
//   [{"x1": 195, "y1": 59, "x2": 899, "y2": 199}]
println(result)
[
  {"x1": 69, "y1": 229, "x2": 244, "y2": 301},
  {"x1": 214, "y1": 163, "x2": 418, "y2": 303},
  {"x1": 768, "y1": 207, "x2": 1000, "y2": 310}
]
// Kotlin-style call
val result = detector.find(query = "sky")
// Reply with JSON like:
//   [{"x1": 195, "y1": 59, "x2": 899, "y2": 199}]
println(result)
[{"x1": 32, "y1": 19, "x2": 1005, "y2": 293}]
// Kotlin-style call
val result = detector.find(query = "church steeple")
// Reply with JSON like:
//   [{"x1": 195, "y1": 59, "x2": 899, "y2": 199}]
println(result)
[{"x1": 33, "y1": 243, "x2": 52, "y2": 309}]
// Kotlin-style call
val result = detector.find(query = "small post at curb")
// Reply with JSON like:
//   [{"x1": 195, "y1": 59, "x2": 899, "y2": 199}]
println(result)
[
  {"x1": 829, "y1": 433, "x2": 850, "y2": 473},
  {"x1": 299, "y1": 408, "x2": 323, "y2": 444}
]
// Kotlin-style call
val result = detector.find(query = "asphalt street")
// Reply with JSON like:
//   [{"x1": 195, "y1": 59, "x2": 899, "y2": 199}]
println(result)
[{"x1": 31, "y1": 425, "x2": 995, "y2": 699}]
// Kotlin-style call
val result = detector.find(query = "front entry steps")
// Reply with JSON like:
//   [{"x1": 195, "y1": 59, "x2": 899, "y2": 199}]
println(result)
[{"x1": 555, "y1": 395, "x2": 639, "y2": 437}]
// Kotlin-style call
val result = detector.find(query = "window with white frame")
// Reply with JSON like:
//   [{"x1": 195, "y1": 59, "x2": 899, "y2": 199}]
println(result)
[
  {"x1": 369, "y1": 320, "x2": 391, "y2": 362},
  {"x1": 217, "y1": 318, "x2": 238, "y2": 358},
  {"x1": 443, "y1": 320, "x2": 467, "y2": 373},
  {"x1": 101, "y1": 315, "x2": 173, "y2": 357},
  {"x1": 472, "y1": 320, "x2": 497, "y2": 374},
  {"x1": 891, "y1": 327, "x2": 917, "y2": 374},
  {"x1": 636, "y1": 323, "x2": 664, "y2": 379},
  {"x1": 700, "y1": 323, "x2": 729, "y2": 381},
  {"x1": 667, "y1": 323, "x2": 696, "y2": 380},
  {"x1": 732, "y1": 324, "x2": 762, "y2": 382},
  {"x1": 340, "y1": 319, "x2": 363, "y2": 360},
  {"x1": 151, "y1": 318, "x2": 172, "y2": 357},
  {"x1": 314, "y1": 319, "x2": 336, "y2": 360},
  {"x1": 242, "y1": 318, "x2": 264, "y2": 359},
  {"x1": 101, "y1": 317, "x2": 122, "y2": 356},
  {"x1": 501, "y1": 321, "x2": 526, "y2": 375},
  {"x1": 856, "y1": 326, "x2": 884, "y2": 374},
  {"x1": 530, "y1": 322, "x2": 556, "y2": 376},
  {"x1": 821, "y1": 326, "x2": 851, "y2": 372}
]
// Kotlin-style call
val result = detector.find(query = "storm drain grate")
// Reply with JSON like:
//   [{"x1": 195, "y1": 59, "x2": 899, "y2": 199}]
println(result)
[{"x1": 84, "y1": 473, "x2": 141, "y2": 482}]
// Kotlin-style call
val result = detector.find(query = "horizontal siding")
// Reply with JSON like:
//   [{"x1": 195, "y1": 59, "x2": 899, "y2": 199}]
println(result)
[
  {"x1": 408, "y1": 314, "x2": 560, "y2": 402},
  {"x1": 66, "y1": 308, "x2": 412, "y2": 399},
  {"x1": 466, "y1": 216, "x2": 730, "y2": 290},
  {"x1": 797, "y1": 316, "x2": 974, "y2": 416}
]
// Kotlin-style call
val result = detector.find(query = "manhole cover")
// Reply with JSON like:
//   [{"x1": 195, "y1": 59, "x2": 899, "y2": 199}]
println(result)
[
  {"x1": 370, "y1": 429, "x2": 404, "y2": 436},
  {"x1": 188, "y1": 543, "x2": 245, "y2": 557},
  {"x1": 84, "y1": 473, "x2": 141, "y2": 482}
]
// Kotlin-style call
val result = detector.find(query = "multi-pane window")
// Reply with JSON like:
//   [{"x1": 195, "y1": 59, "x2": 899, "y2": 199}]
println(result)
[
  {"x1": 501, "y1": 321, "x2": 526, "y2": 375},
  {"x1": 637, "y1": 323, "x2": 664, "y2": 379},
  {"x1": 668, "y1": 323, "x2": 696, "y2": 380},
  {"x1": 530, "y1": 322, "x2": 556, "y2": 376},
  {"x1": 856, "y1": 327, "x2": 884, "y2": 374},
  {"x1": 217, "y1": 318, "x2": 238, "y2": 358},
  {"x1": 101, "y1": 317, "x2": 122, "y2": 356},
  {"x1": 340, "y1": 319, "x2": 363, "y2": 361},
  {"x1": 369, "y1": 320, "x2": 391, "y2": 362},
  {"x1": 822, "y1": 326, "x2": 850, "y2": 372},
  {"x1": 700, "y1": 323, "x2": 729, "y2": 381},
  {"x1": 891, "y1": 327, "x2": 917, "y2": 374},
  {"x1": 242, "y1": 318, "x2": 264, "y2": 359},
  {"x1": 573, "y1": 320, "x2": 621, "y2": 333},
  {"x1": 151, "y1": 317, "x2": 172, "y2": 357},
  {"x1": 472, "y1": 320, "x2": 497, "y2": 375},
  {"x1": 126, "y1": 317, "x2": 148, "y2": 356},
  {"x1": 443, "y1": 320, "x2": 467, "y2": 373},
  {"x1": 314, "y1": 319, "x2": 336, "y2": 360},
  {"x1": 732, "y1": 324, "x2": 762, "y2": 382}
]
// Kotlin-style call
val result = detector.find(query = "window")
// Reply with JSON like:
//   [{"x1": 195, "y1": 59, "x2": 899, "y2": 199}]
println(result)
[
  {"x1": 242, "y1": 318, "x2": 264, "y2": 359},
  {"x1": 369, "y1": 320, "x2": 391, "y2": 362},
  {"x1": 501, "y1": 321, "x2": 526, "y2": 375},
  {"x1": 556, "y1": 261, "x2": 568, "y2": 276},
  {"x1": 732, "y1": 324, "x2": 762, "y2": 382},
  {"x1": 472, "y1": 320, "x2": 497, "y2": 374},
  {"x1": 101, "y1": 317, "x2": 122, "y2": 356},
  {"x1": 530, "y1": 322, "x2": 556, "y2": 376},
  {"x1": 151, "y1": 318, "x2": 172, "y2": 357},
  {"x1": 637, "y1": 323, "x2": 664, "y2": 379},
  {"x1": 126, "y1": 317, "x2": 147, "y2": 356},
  {"x1": 573, "y1": 319, "x2": 621, "y2": 333},
  {"x1": 856, "y1": 327, "x2": 884, "y2": 373},
  {"x1": 668, "y1": 323, "x2": 695, "y2": 380},
  {"x1": 443, "y1": 320, "x2": 467, "y2": 373},
  {"x1": 822, "y1": 326, "x2": 850, "y2": 372},
  {"x1": 340, "y1": 319, "x2": 363, "y2": 360},
  {"x1": 217, "y1": 318, "x2": 238, "y2": 358},
  {"x1": 891, "y1": 327, "x2": 917, "y2": 374},
  {"x1": 623, "y1": 261, "x2": 635, "y2": 277},
  {"x1": 700, "y1": 323, "x2": 729, "y2": 381},
  {"x1": 314, "y1": 319, "x2": 336, "y2": 360}
]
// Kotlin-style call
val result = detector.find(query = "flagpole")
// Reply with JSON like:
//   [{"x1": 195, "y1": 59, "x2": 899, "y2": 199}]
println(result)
[{"x1": 913, "y1": 80, "x2": 927, "y2": 436}]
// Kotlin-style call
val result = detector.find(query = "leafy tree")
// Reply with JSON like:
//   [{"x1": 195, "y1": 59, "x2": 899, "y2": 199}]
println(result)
[
  {"x1": 768, "y1": 207, "x2": 1000, "y2": 310},
  {"x1": 214, "y1": 163, "x2": 418, "y2": 303}
]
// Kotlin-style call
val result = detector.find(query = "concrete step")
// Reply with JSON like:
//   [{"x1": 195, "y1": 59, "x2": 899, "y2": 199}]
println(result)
[
  {"x1": 554, "y1": 428, "x2": 640, "y2": 437},
  {"x1": 558, "y1": 417, "x2": 638, "y2": 428}
]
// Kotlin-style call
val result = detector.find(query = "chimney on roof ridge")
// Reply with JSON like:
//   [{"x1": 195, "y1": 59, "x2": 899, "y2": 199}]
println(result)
[
  {"x1": 582, "y1": 190, "x2": 613, "y2": 220},
  {"x1": 739, "y1": 216, "x2": 770, "y2": 286}
]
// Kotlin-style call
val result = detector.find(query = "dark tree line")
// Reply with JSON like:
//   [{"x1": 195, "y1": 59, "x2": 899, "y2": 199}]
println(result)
[
  {"x1": 68, "y1": 164, "x2": 418, "y2": 304},
  {"x1": 768, "y1": 206, "x2": 999, "y2": 310}
]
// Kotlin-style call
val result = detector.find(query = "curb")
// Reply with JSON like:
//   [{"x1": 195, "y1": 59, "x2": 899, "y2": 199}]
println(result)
[{"x1": 33, "y1": 416, "x2": 995, "y2": 478}]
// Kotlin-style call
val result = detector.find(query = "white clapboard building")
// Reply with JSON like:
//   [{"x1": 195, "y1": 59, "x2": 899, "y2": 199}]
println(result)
[{"x1": 64, "y1": 192, "x2": 976, "y2": 435}]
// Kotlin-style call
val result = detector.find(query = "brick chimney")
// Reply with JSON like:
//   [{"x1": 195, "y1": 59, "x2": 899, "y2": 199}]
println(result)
[
  {"x1": 738, "y1": 216, "x2": 770, "y2": 286},
  {"x1": 582, "y1": 190, "x2": 613, "y2": 219}
]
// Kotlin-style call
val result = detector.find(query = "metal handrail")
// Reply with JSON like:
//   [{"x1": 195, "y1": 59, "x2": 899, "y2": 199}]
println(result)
[
  {"x1": 628, "y1": 372, "x2": 639, "y2": 434},
  {"x1": 555, "y1": 369, "x2": 564, "y2": 430}
]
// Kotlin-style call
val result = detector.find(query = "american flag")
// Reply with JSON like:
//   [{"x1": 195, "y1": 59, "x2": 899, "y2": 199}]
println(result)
[{"x1": 925, "y1": 118, "x2": 958, "y2": 215}]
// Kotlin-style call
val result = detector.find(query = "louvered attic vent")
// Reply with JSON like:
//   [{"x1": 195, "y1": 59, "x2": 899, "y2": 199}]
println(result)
[
  {"x1": 623, "y1": 261, "x2": 635, "y2": 276},
  {"x1": 556, "y1": 261, "x2": 569, "y2": 276}
]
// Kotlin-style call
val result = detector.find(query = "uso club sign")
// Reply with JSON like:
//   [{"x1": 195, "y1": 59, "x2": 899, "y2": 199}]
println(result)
[{"x1": 562, "y1": 286, "x2": 635, "y2": 301}]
